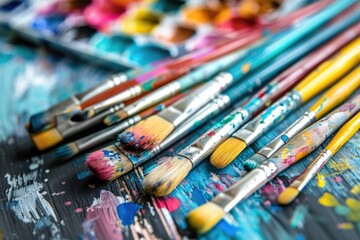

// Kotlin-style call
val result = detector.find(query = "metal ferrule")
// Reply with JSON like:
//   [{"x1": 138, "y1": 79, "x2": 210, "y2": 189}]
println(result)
[
  {"x1": 76, "y1": 115, "x2": 142, "y2": 151},
  {"x1": 212, "y1": 161, "x2": 277, "y2": 212},
  {"x1": 58, "y1": 103, "x2": 124, "y2": 139},
  {"x1": 79, "y1": 73, "x2": 129, "y2": 103},
  {"x1": 177, "y1": 107, "x2": 250, "y2": 167},
  {"x1": 233, "y1": 91, "x2": 302, "y2": 144},
  {"x1": 150, "y1": 93, "x2": 232, "y2": 157},
  {"x1": 123, "y1": 81, "x2": 182, "y2": 116},
  {"x1": 89, "y1": 85, "x2": 142, "y2": 114},
  {"x1": 158, "y1": 72, "x2": 233, "y2": 127},
  {"x1": 257, "y1": 111, "x2": 316, "y2": 158},
  {"x1": 291, "y1": 149, "x2": 332, "y2": 191}
]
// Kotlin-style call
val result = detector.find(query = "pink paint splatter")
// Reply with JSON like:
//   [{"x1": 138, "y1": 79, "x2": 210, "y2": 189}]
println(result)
[
  {"x1": 64, "y1": 201, "x2": 72, "y2": 206},
  {"x1": 75, "y1": 208, "x2": 84, "y2": 213},
  {"x1": 261, "y1": 178, "x2": 286, "y2": 203},
  {"x1": 154, "y1": 196, "x2": 181, "y2": 212}
]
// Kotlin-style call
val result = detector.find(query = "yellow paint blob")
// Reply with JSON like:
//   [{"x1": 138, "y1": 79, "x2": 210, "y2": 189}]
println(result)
[
  {"x1": 347, "y1": 211, "x2": 360, "y2": 222},
  {"x1": 319, "y1": 192, "x2": 339, "y2": 207},
  {"x1": 242, "y1": 63, "x2": 251, "y2": 74},
  {"x1": 351, "y1": 184, "x2": 360, "y2": 195},
  {"x1": 346, "y1": 198, "x2": 360, "y2": 212},
  {"x1": 337, "y1": 223, "x2": 354, "y2": 229},
  {"x1": 316, "y1": 173, "x2": 326, "y2": 188}
]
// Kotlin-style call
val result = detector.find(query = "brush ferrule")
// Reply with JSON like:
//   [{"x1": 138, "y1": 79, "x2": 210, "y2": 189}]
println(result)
[
  {"x1": 213, "y1": 161, "x2": 277, "y2": 212},
  {"x1": 124, "y1": 82, "x2": 182, "y2": 116},
  {"x1": 178, "y1": 107, "x2": 250, "y2": 166},
  {"x1": 257, "y1": 111, "x2": 315, "y2": 158},
  {"x1": 79, "y1": 73, "x2": 129, "y2": 103},
  {"x1": 158, "y1": 72, "x2": 233, "y2": 126},
  {"x1": 233, "y1": 91, "x2": 302, "y2": 144},
  {"x1": 292, "y1": 149, "x2": 332, "y2": 191}
]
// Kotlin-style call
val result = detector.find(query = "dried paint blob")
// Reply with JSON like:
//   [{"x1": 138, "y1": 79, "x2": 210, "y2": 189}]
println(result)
[
  {"x1": 75, "y1": 208, "x2": 84, "y2": 213},
  {"x1": 117, "y1": 202, "x2": 141, "y2": 226},
  {"x1": 318, "y1": 192, "x2": 339, "y2": 207},
  {"x1": 64, "y1": 201, "x2": 72, "y2": 206},
  {"x1": 154, "y1": 196, "x2": 181, "y2": 213}
]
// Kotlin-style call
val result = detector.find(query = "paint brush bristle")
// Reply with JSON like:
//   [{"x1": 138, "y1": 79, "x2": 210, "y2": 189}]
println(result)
[
  {"x1": 119, "y1": 115, "x2": 174, "y2": 150},
  {"x1": 278, "y1": 187, "x2": 300, "y2": 205},
  {"x1": 210, "y1": 138, "x2": 247, "y2": 168},
  {"x1": 29, "y1": 112, "x2": 54, "y2": 132},
  {"x1": 243, "y1": 153, "x2": 268, "y2": 170},
  {"x1": 30, "y1": 128, "x2": 63, "y2": 151},
  {"x1": 53, "y1": 142, "x2": 80, "y2": 162},
  {"x1": 187, "y1": 202, "x2": 225, "y2": 234},
  {"x1": 86, "y1": 145, "x2": 133, "y2": 181},
  {"x1": 143, "y1": 156, "x2": 192, "y2": 196}
]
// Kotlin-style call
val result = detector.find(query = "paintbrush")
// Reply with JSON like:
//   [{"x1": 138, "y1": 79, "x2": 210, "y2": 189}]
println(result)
[
  {"x1": 210, "y1": 36, "x2": 360, "y2": 169},
  {"x1": 138, "y1": 11, "x2": 360, "y2": 196},
  {"x1": 117, "y1": 0, "x2": 354, "y2": 151},
  {"x1": 187, "y1": 95, "x2": 360, "y2": 234},
  {"x1": 244, "y1": 65, "x2": 360, "y2": 170},
  {"x1": 278, "y1": 111, "x2": 360, "y2": 205},
  {"x1": 103, "y1": 40, "x2": 262, "y2": 125},
  {"x1": 52, "y1": 91, "x2": 187, "y2": 161},
  {"x1": 86, "y1": 92, "x2": 238, "y2": 181}
]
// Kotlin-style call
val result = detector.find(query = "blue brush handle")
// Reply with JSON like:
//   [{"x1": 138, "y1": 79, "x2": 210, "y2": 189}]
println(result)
[
  {"x1": 227, "y1": 0, "x2": 355, "y2": 81},
  {"x1": 225, "y1": 6, "x2": 360, "y2": 103}
]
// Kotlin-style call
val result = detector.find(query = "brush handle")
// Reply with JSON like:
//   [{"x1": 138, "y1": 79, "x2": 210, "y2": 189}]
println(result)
[
  {"x1": 244, "y1": 21, "x2": 360, "y2": 118},
  {"x1": 117, "y1": 94, "x2": 233, "y2": 168},
  {"x1": 158, "y1": 72, "x2": 233, "y2": 127},
  {"x1": 233, "y1": 91, "x2": 302, "y2": 145},
  {"x1": 291, "y1": 111, "x2": 360, "y2": 191},
  {"x1": 255, "y1": 65, "x2": 360, "y2": 159},
  {"x1": 295, "y1": 37, "x2": 360, "y2": 102},
  {"x1": 269, "y1": 94, "x2": 360, "y2": 172},
  {"x1": 227, "y1": 0, "x2": 355, "y2": 81}
]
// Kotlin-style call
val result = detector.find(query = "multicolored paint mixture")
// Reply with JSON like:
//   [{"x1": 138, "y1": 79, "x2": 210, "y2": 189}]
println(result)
[{"x1": 1, "y1": 32, "x2": 360, "y2": 239}]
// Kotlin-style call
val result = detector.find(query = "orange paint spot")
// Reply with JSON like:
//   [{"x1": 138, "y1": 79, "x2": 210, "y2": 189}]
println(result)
[{"x1": 242, "y1": 63, "x2": 251, "y2": 74}]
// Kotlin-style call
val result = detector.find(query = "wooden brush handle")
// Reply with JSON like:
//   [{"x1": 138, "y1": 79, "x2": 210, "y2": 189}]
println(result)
[
  {"x1": 269, "y1": 94, "x2": 360, "y2": 172},
  {"x1": 327, "y1": 111, "x2": 360, "y2": 154},
  {"x1": 295, "y1": 37, "x2": 360, "y2": 102},
  {"x1": 309, "y1": 66, "x2": 360, "y2": 119}
]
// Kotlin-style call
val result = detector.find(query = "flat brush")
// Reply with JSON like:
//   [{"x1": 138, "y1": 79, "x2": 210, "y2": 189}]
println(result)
[
  {"x1": 140, "y1": 10, "x2": 360, "y2": 196},
  {"x1": 187, "y1": 95, "x2": 360, "y2": 234},
  {"x1": 278, "y1": 111, "x2": 360, "y2": 205},
  {"x1": 103, "y1": 41, "x2": 261, "y2": 125},
  {"x1": 211, "y1": 36, "x2": 360, "y2": 169},
  {"x1": 244, "y1": 65, "x2": 360, "y2": 170},
  {"x1": 52, "y1": 91, "x2": 187, "y2": 162},
  {"x1": 86, "y1": 93, "x2": 235, "y2": 181}
]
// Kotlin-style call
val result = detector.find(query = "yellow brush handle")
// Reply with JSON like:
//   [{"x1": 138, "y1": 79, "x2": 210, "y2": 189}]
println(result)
[
  {"x1": 309, "y1": 66, "x2": 360, "y2": 119},
  {"x1": 327, "y1": 111, "x2": 360, "y2": 154},
  {"x1": 295, "y1": 37, "x2": 360, "y2": 102}
]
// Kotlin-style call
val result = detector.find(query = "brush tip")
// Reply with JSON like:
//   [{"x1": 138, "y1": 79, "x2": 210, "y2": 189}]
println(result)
[
  {"x1": 278, "y1": 187, "x2": 299, "y2": 205},
  {"x1": 143, "y1": 156, "x2": 192, "y2": 196},
  {"x1": 30, "y1": 128, "x2": 63, "y2": 151},
  {"x1": 243, "y1": 154, "x2": 267, "y2": 170},
  {"x1": 210, "y1": 138, "x2": 247, "y2": 168},
  {"x1": 53, "y1": 142, "x2": 80, "y2": 162},
  {"x1": 70, "y1": 109, "x2": 93, "y2": 122},
  {"x1": 86, "y1": 145, "x2": 133, "y2": 181},
  {"x1": 28, "y1": 112, "x2": 54, "y2": 132},
  {"x1": 119, "y1": 115, "x2": 174, "y2": 151},
  {"x1": 187, "y1": 202, "x2": 225, "y2": 234}
]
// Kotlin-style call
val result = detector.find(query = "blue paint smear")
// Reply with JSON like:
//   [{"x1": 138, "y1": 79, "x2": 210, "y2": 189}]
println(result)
[
  {"x1": 117, "y1": 203, "x2": 141, "y2": 226},
  {"x1": 215, "y1": 220, "x2": 239, "y2": 237},
  {"x1": 191, "y1": 189, "x2": 206, "y2": 205},
  {"x1": 281, "y1": 135, "x2": 290, "y2": 143}
]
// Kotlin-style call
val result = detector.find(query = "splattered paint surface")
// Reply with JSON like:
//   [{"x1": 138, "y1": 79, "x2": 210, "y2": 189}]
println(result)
[{"x1": 0, "y1": 33, "x2": 360, "y2": 240}]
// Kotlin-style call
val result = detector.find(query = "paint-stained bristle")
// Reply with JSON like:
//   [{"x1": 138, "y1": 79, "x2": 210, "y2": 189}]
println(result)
[
  {"x1": 243, "y1": 153, "x2": 267, "y2": 170},
  {"x1": 86, "y1": 145, "x2": 134, "y2": 181},
  {"x1": 143, "y1": 156, "x2": 192, "y2": 196},
  {"x1": 278, "y1": 187, "x2": 300, "y2": 205},
  {"x1": 29, "y1": 112, "x2": 54, "y2": 132},
  {"x1": 103, "y1": 112, "x2": 125, "y2": 126},
  {"x1": 53, "y1": 142, "x2": 80, "y2": 162},
  {"x1": 119, "y1": 115, "x2": 174, "y2": 150},
  {"x1": 30, "y1": 128, "x2": 63, "y2": 151},
  {"x1": 187, "y1": 202, "x2": 225, "y2": 234},
  {"x1": 210, "y1": 138, "x2": 247, "y2": 168}
]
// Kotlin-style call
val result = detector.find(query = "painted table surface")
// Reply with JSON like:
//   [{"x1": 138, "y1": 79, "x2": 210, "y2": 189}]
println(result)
[{"x1": 0, "y1": 35, "x2": 360, "y2": 240}]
